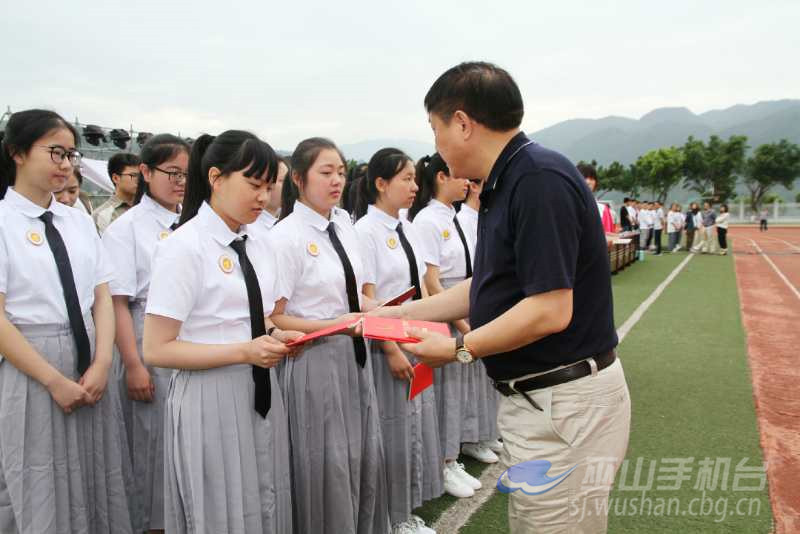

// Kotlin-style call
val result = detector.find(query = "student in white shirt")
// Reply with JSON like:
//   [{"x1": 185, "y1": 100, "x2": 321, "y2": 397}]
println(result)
[
  {"x1": 353, "y1": 147, "x2": 441, "y2": 534},
  {"x1": 667, "y1": 203, "x2": 684, "y2": 252},
  {"x1": 0, "y1": 109, "x2": 135, "y2": 533},
  {"x1": 54, "y1": 165, "x2": 93, "y2": 213},
  {"x1": 716, "y1": 204, "x2": 730, "y2": 255},
  {"x1": 408, "y1": 153, "x2": 487, "y2": 497},
  {"x1": 102, "y1": 133, "x2": 189, "y2": 532},
  {"x1": 652, "y1": 201, "x2": 664, "y2": 255},
  {"x1": 269, "y1": 137, "x2": 390, "y2": 534},
  {"x1": 639, "y1": 202, "x2": 653, "y2": 250},
  {"x1": 143, "y1": 130, "x2": 297, "y2": 533},
  {"x1": 249, "y1": 155, "x2": 287, "y2": 242}
]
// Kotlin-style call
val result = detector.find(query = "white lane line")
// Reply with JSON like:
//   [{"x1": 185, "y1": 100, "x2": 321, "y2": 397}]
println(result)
[
  {"x1": 758, "y1": 235, "x2": 800, "y2": 253},
  {"x1": 436, "y1": 254, "x2": 695, "y2": 531},
  {"x1": 749, "y1": 239, "x2": 800, "y2": 301},
  {"x1": 616, "y1": 254, "x2": 695, "y2": 343}
]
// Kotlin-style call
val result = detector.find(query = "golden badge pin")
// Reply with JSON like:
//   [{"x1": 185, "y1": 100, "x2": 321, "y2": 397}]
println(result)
[
  {"x1": 307, "y1": 242, "x2": 320, "y2": 257},
  {"x1": 442, "y1": 229, "x2": 451, "y2": 240},
  {"x1": 27, "y1": 230, "x2": 44, "y2": 246},
  {"x1": 158, "y1": 230, "x2": 171, "y2": 240},
  {"x1": 219, "y1": 255, "x2": 235, "y2": 274},
  {"x1": 387, "y1": 237, "x2": 398, "y2": 250}
]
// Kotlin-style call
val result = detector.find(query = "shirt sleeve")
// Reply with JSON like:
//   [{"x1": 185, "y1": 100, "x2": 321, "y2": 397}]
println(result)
[
  {"x1": 0, "y1": 229, "x2": 8, "y2": 295},
  {"x1": 511, "y1": 170, "x2": 582, "y2": 296},
  {"x1": 356, "y1": 227, "x2": 378, "y2": 286},
  {"x1": 412, "y1": 217, "x2": 442, "y2": 267},
  {"x1": 269, "y1": 230, "x2": 303, "y2": 303},
  {"x1": 145, "y1": 238, "x2": 201, "y2": 322},
  {"x1": 87, "y1": 216, "x2": 115, "y2": 287},
  {"x1": 249, "y1": 238, "x2": 278, "y2": 317},
  {"x1": 101, "y1": 219, "x2": 136, "y2": 296}
]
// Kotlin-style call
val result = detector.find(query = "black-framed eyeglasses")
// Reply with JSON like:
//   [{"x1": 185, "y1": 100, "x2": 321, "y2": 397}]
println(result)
[
  {"x1": 468, "y1": 178, "x2": 482, "y2": 185},
  {"x1": 117, "y1": 172, "x2": 140, "y2": 181},
  {"x1": 37, "y1": 145, "x2": 82, "y2": 166},
  {"x1": 153, "y1": 166, "x2": 188, "y2": 183}
]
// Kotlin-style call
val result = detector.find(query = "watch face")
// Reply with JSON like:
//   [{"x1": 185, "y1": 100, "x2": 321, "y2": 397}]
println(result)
[{"x1": 456, "y1": 348, "x2": 474, "y2": 364}]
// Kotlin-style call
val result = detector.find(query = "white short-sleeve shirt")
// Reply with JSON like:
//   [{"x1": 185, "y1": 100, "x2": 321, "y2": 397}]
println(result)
[
  {"x1": 412, "y1": 199, "x2": 469, "y2": 281},
  {"x1": 146, "y1": 202, "x2": 278, "y2": 345},
  {"x1": 667, "y1": 211, "x2": 684, "y2": 233},
  {"x1": 0, "y1": 188, "x2": 113, "y2": 325},
  {"x1": 102, "y1": 194, "x2": 180, "y2": 301},
  {"x1": 455, "y1": 204, "x2": 478, "y2": 266},
  {"x1": 354, "y1": 205, "x2": 428, "y2": 300},
  {"x1": 653, "y1": 208, "x2": 664, "y2": 230},
  {"x1": 269, "y1": 200, "x2": 364, "y2": 320}
]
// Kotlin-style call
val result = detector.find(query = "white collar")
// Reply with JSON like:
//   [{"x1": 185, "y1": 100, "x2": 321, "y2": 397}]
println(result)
[
  {"x1": 460, "y1": 204, "x2": 478, "y2": 217},
  {"x1": 6, "y1": 187, "x2": 70, "y2": 220},
  {"x1": 140, "y1": 193, "x2": 180, "y2": 228},
  {"x1": 429, "y1": 198, "x2": 456, "y2": 217},
  {"x1": 367, "y1": 204, "x2": 400, "y2": 230},
  {"x1": 197, "y1": 202, "x2": 246, "y2": 246},
  {"x1": 293, "y1": 200, "x2": 345, "y2": 233}
]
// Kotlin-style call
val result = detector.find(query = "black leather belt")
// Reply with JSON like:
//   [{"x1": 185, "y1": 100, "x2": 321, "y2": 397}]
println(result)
[{"x1": 493, "y1": 350, "x2": 616, "y2": 402}]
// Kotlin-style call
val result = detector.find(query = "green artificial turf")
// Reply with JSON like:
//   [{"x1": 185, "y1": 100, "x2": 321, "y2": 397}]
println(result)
[{"x1": 460, "y1": 252, "x2": 772, "y2": 533}]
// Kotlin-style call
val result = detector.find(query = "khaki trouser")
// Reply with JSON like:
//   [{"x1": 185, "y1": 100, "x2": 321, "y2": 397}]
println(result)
[
  {"x1": 700, "y1": 227, "x2": 717, "y2": 254},
  {"x1": 497, "y1": 359, "x2": 631, "y2": 533}
]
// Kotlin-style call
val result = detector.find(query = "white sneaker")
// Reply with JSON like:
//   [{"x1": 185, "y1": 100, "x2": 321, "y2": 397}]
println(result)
[
  {"x1": 443, "y1": 463, "x2": 474, "y2": 498},
  {"x1": 480, "y1": 439, "x2": 503, "y2": 454},
  {"x1": 410, "y1": 515, "x2": 436, "y2": 534},
  {"x1": 461, "y1": 443, "x2": 499, "y2": 464},
  {"x1": 453, "y1": 461, "x2": 482, "y2": 490},
  {"x1": 392, "y1": 519, "x2": 418, "y2": 534}
]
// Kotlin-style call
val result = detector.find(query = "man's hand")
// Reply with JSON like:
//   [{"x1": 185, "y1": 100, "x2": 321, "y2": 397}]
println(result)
[{"x1": 399, "y1": 327, "x2": 457, "y2": 368}]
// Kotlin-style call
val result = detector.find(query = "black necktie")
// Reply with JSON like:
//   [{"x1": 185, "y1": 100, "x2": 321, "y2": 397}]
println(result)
[
  {"x1": 452, "y1": 215, "x2": 473, "y2": 278},
  {"x1": 169, "y1": 221, "x2": 179, "y2": 231},
  {"x1": 39, "y1": 211, "x2": 92, "y2": 375},
  {"x1": 229, "y1": 236, "x2": 270, "y2": 418},
  {"x1": 326, "y1": 222, "x2": 366, "y2": 367},
  {"x1": 396, "y1": 222, "x2": 422, "y2": 301}
]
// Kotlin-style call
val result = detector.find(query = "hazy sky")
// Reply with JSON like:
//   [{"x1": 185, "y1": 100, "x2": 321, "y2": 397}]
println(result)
[{"x1": 2, "y1": 0, "x2": 798, "y2": 150}]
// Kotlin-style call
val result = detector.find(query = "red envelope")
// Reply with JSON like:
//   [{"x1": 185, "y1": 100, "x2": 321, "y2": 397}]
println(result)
[
  {"x1": 408, "y1": 363, "x2": 434, "y2": 401},
  {"x1": 362, "y1": 316, "x2": 449, "y2": 344},
  {"x1": 286, "y1": 319, "x2": 361, "y2": 347}
]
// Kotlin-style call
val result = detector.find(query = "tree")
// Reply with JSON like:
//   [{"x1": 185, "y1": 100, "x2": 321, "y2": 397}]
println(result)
[
  {"x1": 682, "y1": 135, "x2": 748, "y2": 203},
  {"x1": 743, "y1": 140, "x2": 800, "y2": 211},
  {"x1": 595, "y1": 161, "x2": 629, "y2": 198},
  {"x1": 634, "y1": 147, "x2": 684, "y2": 204}
]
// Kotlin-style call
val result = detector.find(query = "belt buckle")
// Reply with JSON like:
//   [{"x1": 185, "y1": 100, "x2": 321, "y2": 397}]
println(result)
[{"x1": 588, "y1": 357, "x2": 598, "y2": 377}]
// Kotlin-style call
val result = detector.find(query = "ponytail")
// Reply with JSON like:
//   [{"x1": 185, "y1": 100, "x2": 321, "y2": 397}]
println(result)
[
  {"x1": 180, "y1": 130, "x2": 277, "y2": 226},
  {"x1": 352, "y1": 175, "x2": 369, "y2": 221},
  {"x1": 408, "y1": 153, "x2": 448, "y2": 221},
  {"x1": 0, "y1": 133, "x2": 11, "y2": 200}
]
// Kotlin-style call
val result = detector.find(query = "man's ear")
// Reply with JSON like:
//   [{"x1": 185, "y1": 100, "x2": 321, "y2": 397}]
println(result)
[{"x1": 452, "y1": 110, "x2": 474, "y2": 141}]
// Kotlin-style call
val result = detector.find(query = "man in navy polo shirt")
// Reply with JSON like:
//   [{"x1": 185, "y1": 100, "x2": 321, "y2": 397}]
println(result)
[{"x1": 384, "y1": 62, "x2": 631, "y2": 533}]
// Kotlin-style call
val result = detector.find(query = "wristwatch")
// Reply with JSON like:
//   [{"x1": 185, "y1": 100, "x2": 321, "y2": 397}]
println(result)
[{"x1": 455, "y1": 332, "x2": 475, "y2": 364}]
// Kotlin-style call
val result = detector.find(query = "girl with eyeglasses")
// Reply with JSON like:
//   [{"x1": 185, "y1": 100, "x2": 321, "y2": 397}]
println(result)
[
  {"x1": 102, "y1": 133, "x2": 190, "y2": 533},
  {"x1": 0, "y1": 109, "x2": 136, "y2": 532}
]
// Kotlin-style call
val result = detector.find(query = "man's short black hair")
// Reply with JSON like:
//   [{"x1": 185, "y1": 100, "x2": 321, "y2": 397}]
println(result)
[
  {"x1": 424, "y1": 61, "x2": 524, "y2": 131},
  {"x1": 107, "y1": 152, "x2": 141, "y2": 178},
  {"x1": 576, "y1": 162, "x2": 598, "y2": 180}
]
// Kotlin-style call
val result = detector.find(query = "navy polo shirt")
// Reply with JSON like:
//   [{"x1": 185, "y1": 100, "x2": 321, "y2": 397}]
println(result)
[{"x1": 469, "y1": 132, "x2": 617, "y2": 381}]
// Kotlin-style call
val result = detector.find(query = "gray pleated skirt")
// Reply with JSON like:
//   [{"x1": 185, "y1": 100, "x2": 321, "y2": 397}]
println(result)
[
  {"x1": 0, "y1": 319, "x2": 135, "y2": 534},
  {"x1": 369, "y1": 342, "x2": 443, "y2": 525},
  {"x1": 163, "y1": 362, "x2": 292, "y2": 534},
  {"x1": 113, "y1": 300, "x2": 171, "y2": 530},
  {"x1": 280, "y1": 335, "x2": 390, "y2": 534},
  {"x1": 474, "y1": 359, "x2": 499, "y2": 442}
]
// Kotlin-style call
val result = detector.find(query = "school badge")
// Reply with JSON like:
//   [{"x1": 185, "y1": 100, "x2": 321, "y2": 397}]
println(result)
[
  {"x1": 307, "y1": 242, "x2": 320, "y2": 257},
  {"x1": 218, "y1": 255, "x2": 235, "y2": 274},
  {"x1": 26, "y1": 230, "x2": 44, "y2": 246},
  {"x1": 442, "y1": 229, "x2": 451, "y2": 240},
  {"x1": 387, "y1": 237, "x2": 399, "y2": 249},
  {"x1": 158, "y1": 230, "x2": 171, "y2": 240}
]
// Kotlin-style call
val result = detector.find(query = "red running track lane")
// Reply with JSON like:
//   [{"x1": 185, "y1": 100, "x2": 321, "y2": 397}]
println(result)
[{"x1": 730, "y1": 226, "x2": 800, "y2": 534}]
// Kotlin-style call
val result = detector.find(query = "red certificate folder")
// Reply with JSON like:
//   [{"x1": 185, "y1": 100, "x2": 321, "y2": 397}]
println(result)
[
  {"x1": 286, "y1": 319, "x2": 361, "y2": 347},
  {"x1": 408, "y1": 363, "x2": 434, "y2": 401},
  {"x1": 379, "y1": 286, "x2": 416, "y2": 307},
  {"x1": 362, "y1": 316, "x2": 449, "y2": 344}
]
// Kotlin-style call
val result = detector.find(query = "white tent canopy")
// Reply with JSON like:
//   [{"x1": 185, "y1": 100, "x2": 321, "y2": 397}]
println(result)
[{"x1": 79, "y1": 158, "x2": 114, "y2": 193}]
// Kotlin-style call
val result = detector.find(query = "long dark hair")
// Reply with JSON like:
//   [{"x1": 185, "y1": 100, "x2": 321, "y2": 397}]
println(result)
[
  {"x1": 341, "y1": 162, "x2": 367, "y2": 215},
  {"x1": 1, "y1": 109, "x2": 78, "y2": 199},
  {"x1": 135, "y1": 134, "x2": 190, "y2": 204},
  {"x1": 179, "y1": 130, "x2": 278, "y2": 226},
  {"x1": 353, "y1": 148, "x2": 413, "y2": 221},
  {"x1": 408, "y1": 152, "x2": 449, "y2": 221},
  {"x1": 280, "y1": 137, "x2": 346, "y2": 220}
]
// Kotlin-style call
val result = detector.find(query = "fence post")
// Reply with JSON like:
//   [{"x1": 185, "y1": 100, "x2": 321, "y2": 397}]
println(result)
[
  {"x1": 739, "y1": 198, "x2": 744, "y2": 221},
  {"x1": 774, "y1": 201, "x2": 779, "y2": 221}
]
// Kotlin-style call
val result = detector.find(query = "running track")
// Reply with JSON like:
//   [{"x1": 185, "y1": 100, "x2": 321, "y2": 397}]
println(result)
[{"x1": 730, "y1": 226, "x2": 800, "y2": 534}]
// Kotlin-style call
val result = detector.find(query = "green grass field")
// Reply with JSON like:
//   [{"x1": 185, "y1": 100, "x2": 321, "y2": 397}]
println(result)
[{"x1": 419, "y1": 250, "x2": 773, "y2": 533}]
